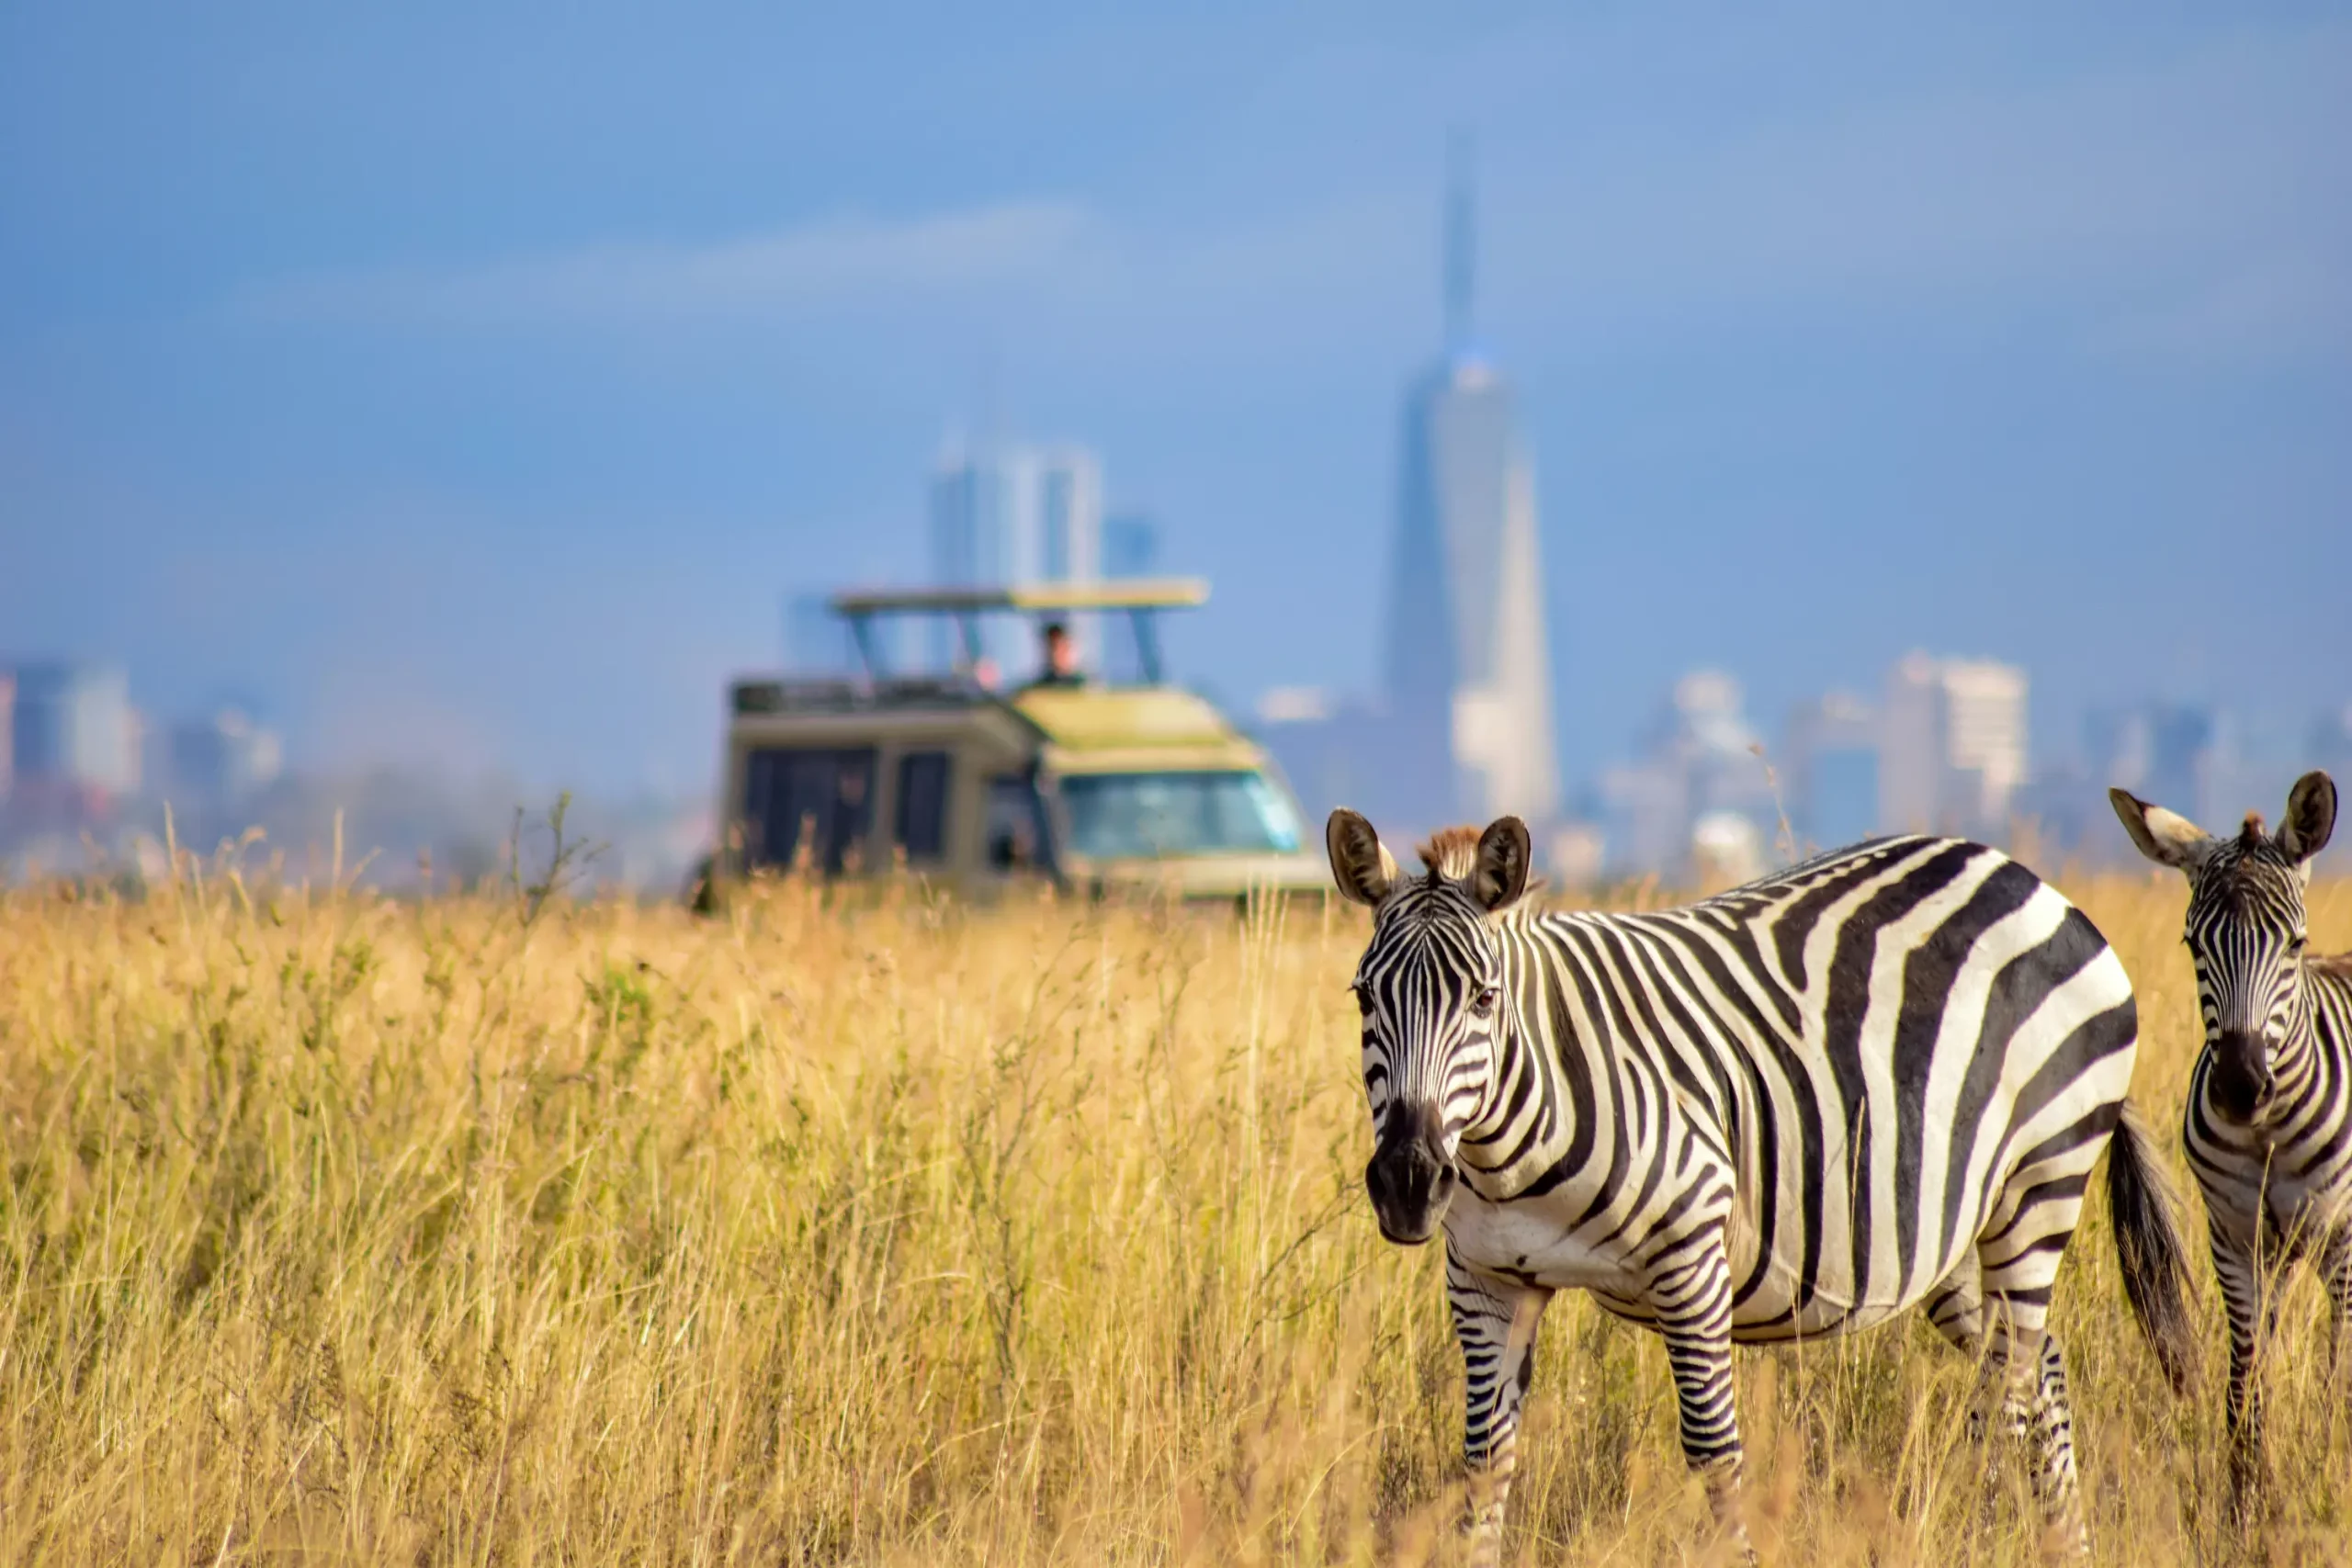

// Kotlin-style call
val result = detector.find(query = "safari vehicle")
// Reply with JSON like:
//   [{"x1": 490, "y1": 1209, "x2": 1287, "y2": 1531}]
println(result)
[{"x1": 708, "y1": 580, "x2": 1330, "y2": 905}]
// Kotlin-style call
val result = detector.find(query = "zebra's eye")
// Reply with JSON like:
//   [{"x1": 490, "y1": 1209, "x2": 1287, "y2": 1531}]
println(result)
[
  {"x1": 2290, "y1": 933, "x2": 2309, "y2": 953},
  {"x1": 1472, "y1": 986, "x2": 1499, "y2": 1018},
  {"x1": 1352, "y1": 983, "x2": 1374, "y2": 1017}
]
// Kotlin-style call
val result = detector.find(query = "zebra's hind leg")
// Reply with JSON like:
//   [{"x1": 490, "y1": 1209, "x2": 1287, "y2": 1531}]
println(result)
[
  {"x1": 2024, "y1": 1332, "x2": 2086, "y2": 1545},
  {"x1": 1962, "y1": 1308, "x2": 2087, "y2": 1559},
  {"x1": 1445, "y1": 1251, "x2": 1552, "y2": 1568},
  {"x1": 1972, "y1": 1160, "x2": 2094, "y2": 1559},
  {"x1": 1924, "y1": 1263, "x2": 1984, "y2": 1357}
]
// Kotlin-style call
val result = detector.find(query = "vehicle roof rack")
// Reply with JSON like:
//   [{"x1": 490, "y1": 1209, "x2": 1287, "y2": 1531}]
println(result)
[
  {"x1": 827, "y1": 579, "x2": 1208, "y2": 616},
  {"x1": 827, "y1": 578, "x2": 1209, "y2": 684}
]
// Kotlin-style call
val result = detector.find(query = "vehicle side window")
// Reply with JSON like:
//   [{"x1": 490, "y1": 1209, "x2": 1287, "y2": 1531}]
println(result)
[
  {"x1": 985, "y1": 773, "x2": 1052, "y2": 873},
  {"x1": 743, "y1": 747, "x2": 876, "y2": 874},
  {"x1": 894, "y1": 751, "x2": 952, "y2": 863}
]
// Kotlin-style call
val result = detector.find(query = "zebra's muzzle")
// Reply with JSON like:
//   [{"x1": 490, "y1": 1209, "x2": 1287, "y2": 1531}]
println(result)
[
  {"x1": 2209, "y1": 1031, "x2": 2275, "y2": 1121},
  {"x1": 1365, "y1": 1122, "x2": 1456, "y2": 1246}
]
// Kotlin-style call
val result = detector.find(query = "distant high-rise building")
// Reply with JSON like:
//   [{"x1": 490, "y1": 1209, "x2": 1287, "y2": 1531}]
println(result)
[
  {"x1": 164, "y1": 709, "x2": 283, "y2": 811},
  {"x1": 929, "y1": 441, "x2": 1103, "y2": 671},
  {"x1": 2089, "y1": 701, "x2": 2222, "y2": 822},
  {"x1": 1784, "y1": 692, "x2": 1879, "y2": 852},
  {"x1": 1382, "y1": 137, "x2": 1557, "y2": 830},
  {"x1": 1881, "y1": 652, "x2": 2029, "y2": 837},
  {"x1": 6, "y1": 662, "x2": 139, "y2": 811},
  {"x1": 1599, "y1": 670, "x2": 1778, "y2": 879}
]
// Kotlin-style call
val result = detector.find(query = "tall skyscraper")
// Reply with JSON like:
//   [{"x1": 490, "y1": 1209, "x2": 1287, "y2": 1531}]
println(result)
[
  {"x1": 929, "y1": 441, "x2": 1103, "y2": 671},
  {"x1": 1881, "y1": 651, "x2": 2029, "y2": 837},
  {"x1": 1383, "y1": 137, "x2": 1558, "y2": 829},
  {"x1": 164, "y1": 709, "x2": 283, "y2": 810},
  {"x1": 6, "y1": 662, "x2": 139, "y2": 809},
  {"x1": 1784, "y1": 692, "x2": 1880, "y2": 851}
]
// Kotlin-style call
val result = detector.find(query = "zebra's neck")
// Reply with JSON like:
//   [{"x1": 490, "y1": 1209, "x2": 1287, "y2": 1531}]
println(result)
[
  {"x1": 1454, "y1": 908, "x2": 1724, "y2": 1200},
  {"x1": 2302, "y1": 959, "x2": 2352, "y2": 1077}
]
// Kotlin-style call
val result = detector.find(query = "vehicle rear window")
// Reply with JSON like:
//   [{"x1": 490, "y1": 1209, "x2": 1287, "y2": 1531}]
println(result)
[
  {"x1": 895, "y1": 751, "x2": 952, "y2": 863},
  {"x1": 742, "y1": 747, "x2": 876, "y2": 874}
]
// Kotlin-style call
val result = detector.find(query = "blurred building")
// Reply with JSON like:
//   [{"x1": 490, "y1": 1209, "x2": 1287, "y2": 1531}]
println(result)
[
  {"x1": 1256, "y1": 687, "x2": 1390, "y2": 831},
  {"x1": 1600, "y1": 671, "x2": 1779, "y2": 880},
  {"x1": 2087, "y1": 701, "x2": 2222, "y2": 820},
  {"x1": 929, "y1": 441, "x2": 1102, "y2": 671},
  {"x1": 163, "y1": 708, "x2": 284, "y2": 812},
  {"x1": 1881, "y1": 652, "x2": 2028, "y2": 839},
  {"x1": 1381, "y1": 139, "x2": 1558, "y2": 832},
  {"x1": 6, "y1": 662, "x2": 139, "y2": 815},
  {"x1": 1783, "y1": 691, "x2": 1879, "y2": 852}
]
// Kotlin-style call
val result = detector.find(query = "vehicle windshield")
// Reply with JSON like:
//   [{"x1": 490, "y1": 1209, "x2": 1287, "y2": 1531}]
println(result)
[{"x1": 1057, "y1": 771, "x2": 1304, "y2": 860}]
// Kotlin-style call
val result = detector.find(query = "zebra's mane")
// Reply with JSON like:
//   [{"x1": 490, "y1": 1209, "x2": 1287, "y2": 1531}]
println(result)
[
  {"x1": 2189, "y1": 823, "x2": 2304, "y2": 920},
  {"x1": 1408, "y1": 824, "x2": 1550, "y2": 914},
  {"x1": 1415, "y1": 827, "x2": 1485, "y2": 880}
]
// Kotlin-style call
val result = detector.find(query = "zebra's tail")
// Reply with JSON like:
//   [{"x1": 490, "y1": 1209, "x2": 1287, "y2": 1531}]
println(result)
[{"x1": 2105, "y1": 1100, "x2": 2199, "y2": 1397}]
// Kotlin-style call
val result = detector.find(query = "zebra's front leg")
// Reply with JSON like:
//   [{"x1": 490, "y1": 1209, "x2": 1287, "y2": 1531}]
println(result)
[
  {"x1": 2319, "y1": 1225, "x2": 2352, "y2": 1421},
  {"x1": 2211, "y1": 1226, "x2": 2272, "y2": 1523},
  {"x1": 1446, "y1": 1251, "x2": 1552, "y2": 1568},
  {"x1": 1651, "y1": 1235, "x2": 1750, "y2": 1559}
]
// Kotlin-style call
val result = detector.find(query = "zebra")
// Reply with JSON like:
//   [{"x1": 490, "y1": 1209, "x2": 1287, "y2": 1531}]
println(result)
[
  {"x1": 1326, "y1": 809, "x2": 2198, "y2": 1562},
  {"x1": 2109, "y1": 770, "x2": 2349, "y2": 1517}
]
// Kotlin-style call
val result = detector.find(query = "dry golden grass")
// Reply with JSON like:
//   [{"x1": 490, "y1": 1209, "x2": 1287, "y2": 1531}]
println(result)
[{"x1": 2, "y1": 855, "x2": 2348, "y2": 1565}]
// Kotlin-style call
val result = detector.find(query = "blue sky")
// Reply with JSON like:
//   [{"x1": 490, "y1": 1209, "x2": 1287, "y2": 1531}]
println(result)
[{"x1": 3, "y1": 3, "x2": 2346, "y2": 796}]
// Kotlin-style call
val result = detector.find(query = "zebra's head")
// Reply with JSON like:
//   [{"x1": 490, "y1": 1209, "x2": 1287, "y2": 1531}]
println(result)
[
  {"x1": 1327, "y1": 808, "x2": 1532, "y2": 1246},
  {"x1": 2111, "y1": 770, "x2": 2337, "y2": 1121}
]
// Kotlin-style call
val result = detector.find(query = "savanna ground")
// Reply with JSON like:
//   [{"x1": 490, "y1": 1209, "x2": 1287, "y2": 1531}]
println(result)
[{"x1": 2, "y1": 828, "x2": 2348, "y2": 1566}]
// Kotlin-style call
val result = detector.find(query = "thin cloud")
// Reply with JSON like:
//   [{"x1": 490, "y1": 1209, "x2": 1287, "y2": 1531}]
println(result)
[{"x1": 244, "y1": 200, "x2": 1092, "y2": 325}]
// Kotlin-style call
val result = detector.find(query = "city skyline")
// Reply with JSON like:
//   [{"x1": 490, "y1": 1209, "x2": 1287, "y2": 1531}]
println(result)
[{"x1": 3, "y1": 5, "x2": 2347, "y2": 806}]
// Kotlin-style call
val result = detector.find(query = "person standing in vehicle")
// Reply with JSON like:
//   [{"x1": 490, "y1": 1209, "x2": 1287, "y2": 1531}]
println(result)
[{"x1": 1027, "y1": 620, "x2": 1086, "y2": 690}]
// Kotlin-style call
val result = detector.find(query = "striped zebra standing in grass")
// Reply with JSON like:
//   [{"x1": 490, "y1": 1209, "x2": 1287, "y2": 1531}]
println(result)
[
  {"x1": 2110, "y1": 771, "x2": 2351, "y2": 1517},
  {"x1": 1327, "y1": 811, "x2": 2198, "y2": 1563}
]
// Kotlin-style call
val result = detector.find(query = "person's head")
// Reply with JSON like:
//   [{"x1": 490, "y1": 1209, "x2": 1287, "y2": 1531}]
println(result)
[
  {"x1": 2110, "y1": 771, "x2": 2337, "y2": 1121},
  {"x1": 1326, "y1": 810, "x2": 1533, "y2": 1245},
  {"x1": 1042, "y1": 620, "x2": 1079, "y2": 677}
]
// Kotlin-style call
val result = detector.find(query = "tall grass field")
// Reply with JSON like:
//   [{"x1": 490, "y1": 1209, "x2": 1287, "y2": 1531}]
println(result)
[{"x1": 3, "y1": 848, "x2": 2347, "y2": 1564}]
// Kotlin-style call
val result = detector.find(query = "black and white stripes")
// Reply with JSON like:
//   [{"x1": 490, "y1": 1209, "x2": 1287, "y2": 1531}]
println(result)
[
  {"x1": 2112, "y1": 770, "x2": 2351, "y2": 1518},
  {"x1": 1329, "y1": 811, "x2": 2196, "y2": 1563}
]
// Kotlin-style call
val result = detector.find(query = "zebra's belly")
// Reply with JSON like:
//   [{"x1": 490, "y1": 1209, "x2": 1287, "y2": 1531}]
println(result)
[
  {"x1": 1442, "y1": 1196, "x2": 1648, "y2": 1296},
  {"x1": 1719, "y1": 1233, "x2": 1942, "y2": 1344}
]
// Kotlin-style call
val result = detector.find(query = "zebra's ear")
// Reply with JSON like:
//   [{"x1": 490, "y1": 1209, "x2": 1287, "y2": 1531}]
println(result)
[
  {"x1": 2278, "y1": 771, "x2": 2336, "y2": 864},
  {"x1": 1326, "y1": 808, "x2": 1398, "y2": 907},
  {"x1": 1471, "y1": 816, "x2": 1532, "y2": 911},
  {"x1": 2109, "y1": 788, "x2": 2214, "y2": 873}
]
